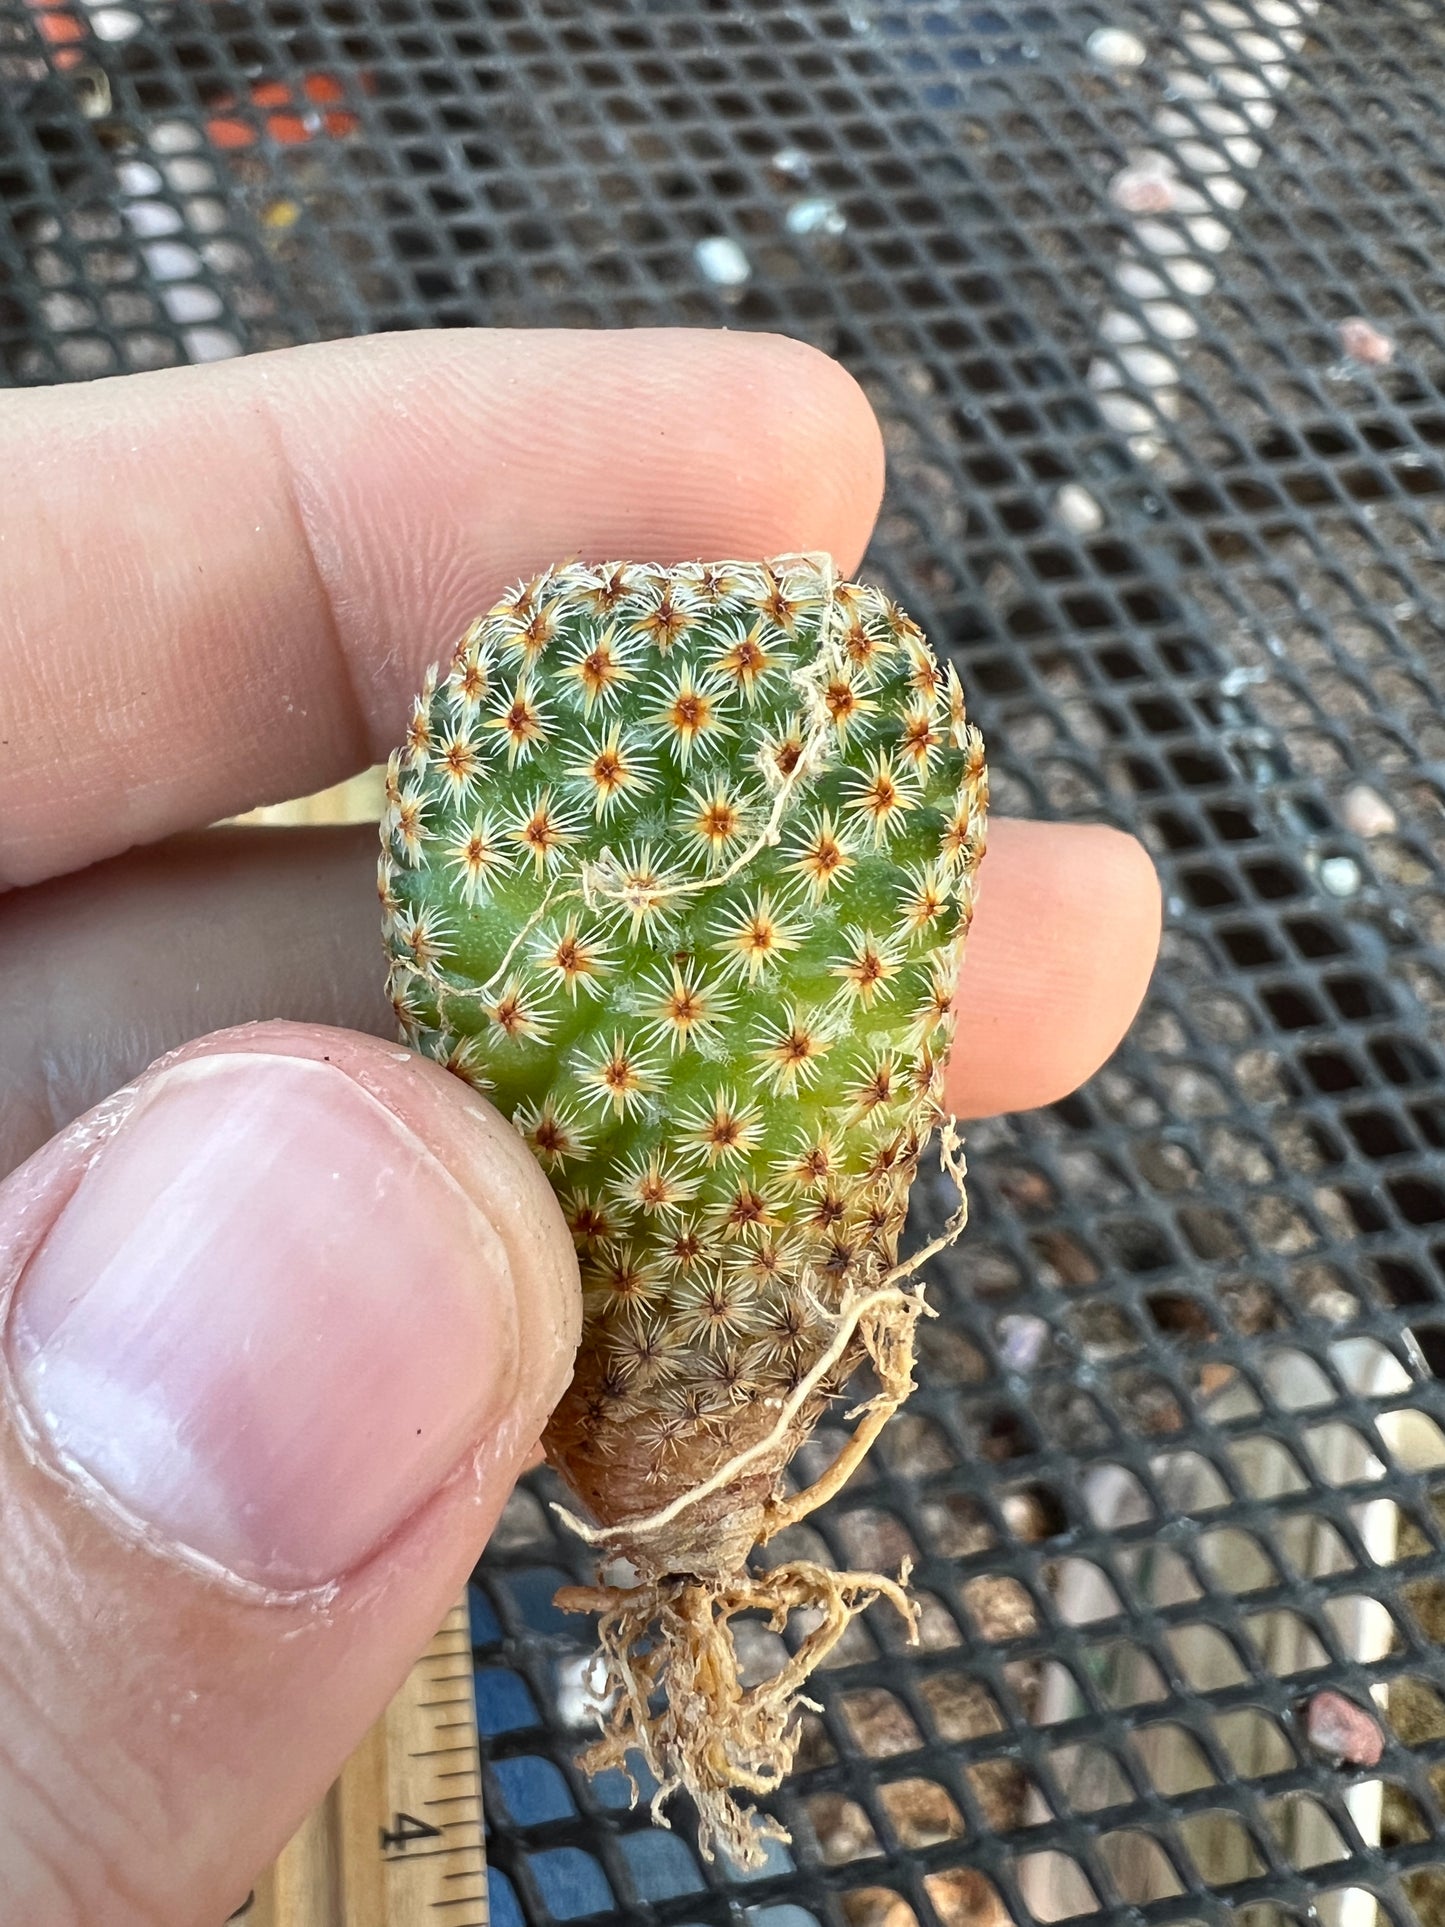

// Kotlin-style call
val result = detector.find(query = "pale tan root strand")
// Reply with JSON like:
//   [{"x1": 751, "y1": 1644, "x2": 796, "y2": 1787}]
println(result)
[
  {"x1": 555, "y1": 1560, "x2": 917, "y2": 1868},
  {"x1": 763, "y1": 1122, "x2": 967, "y2": 1542},
  {"x1": 759, "y1": 1285, "x2": 924, "y2": 1544},
  {"x1": 551, "y1": 1122, "x2": 968, "y2": 1552}
]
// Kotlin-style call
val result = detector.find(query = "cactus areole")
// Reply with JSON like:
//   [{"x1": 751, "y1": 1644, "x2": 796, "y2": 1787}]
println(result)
[{"x1": 380, "y1": 554, "x2": 987, "y2": 1862}]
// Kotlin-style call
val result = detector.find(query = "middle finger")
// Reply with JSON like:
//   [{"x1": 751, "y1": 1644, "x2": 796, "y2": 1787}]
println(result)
[{"x1": 0, "y1": 818, "x2": 1159, "y2": 1176}]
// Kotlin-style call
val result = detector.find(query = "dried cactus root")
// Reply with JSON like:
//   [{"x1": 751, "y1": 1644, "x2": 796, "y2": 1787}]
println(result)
[{"x1": 557, "y1": 1561, "x2": 917, "y2": 1867}]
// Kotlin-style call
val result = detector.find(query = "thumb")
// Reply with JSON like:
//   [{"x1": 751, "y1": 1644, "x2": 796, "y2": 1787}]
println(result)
[{"x1": 0, "y1": 1020, "x2": 580, "y2": 1926}]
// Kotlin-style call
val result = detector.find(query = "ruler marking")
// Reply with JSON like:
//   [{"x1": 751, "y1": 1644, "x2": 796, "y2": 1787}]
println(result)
[
  {"x1": 379, "y1": 1843, "x2": 483, "y2": 1865},
  {"x1": 253, "y1": 1592, "x2": 487, "y2": 1927}
]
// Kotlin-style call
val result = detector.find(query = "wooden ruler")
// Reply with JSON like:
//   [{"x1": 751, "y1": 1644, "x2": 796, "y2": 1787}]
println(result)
[{"x1": 229, "y1": 1596, "x2": 487, "y2": 1927}]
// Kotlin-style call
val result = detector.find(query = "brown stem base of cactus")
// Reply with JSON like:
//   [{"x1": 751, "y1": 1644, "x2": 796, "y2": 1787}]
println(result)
[
  {"x1": 551, "y1": 1260, "x2": 930, "y2": 1866},
  {"x1": 551, "y1": 1126, "x2": 972, "y2": 1864},
  {"x1": 555, "y1": 1560, "x2": 917, "y2": 1868}
]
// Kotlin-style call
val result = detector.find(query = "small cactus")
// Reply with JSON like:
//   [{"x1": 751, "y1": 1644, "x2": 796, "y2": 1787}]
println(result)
[{"x1": 381, "y1": 554, "x2": 986, "y2": 1861}]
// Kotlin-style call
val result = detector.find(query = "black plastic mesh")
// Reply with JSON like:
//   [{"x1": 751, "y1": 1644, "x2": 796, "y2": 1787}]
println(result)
[{"x1": 7, "y1": 4, "x2": 1445, "y2": 1924}]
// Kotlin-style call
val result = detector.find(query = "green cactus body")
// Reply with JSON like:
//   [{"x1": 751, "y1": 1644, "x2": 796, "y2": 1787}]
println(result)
[{"x1": 381, "y1": 554, "x2": 986, "y2": 1858}]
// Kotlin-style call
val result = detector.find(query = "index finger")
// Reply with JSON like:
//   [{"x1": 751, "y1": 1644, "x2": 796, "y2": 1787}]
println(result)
[{"x1": 0, "y1": 328, "x2": 883, "y2": 889}]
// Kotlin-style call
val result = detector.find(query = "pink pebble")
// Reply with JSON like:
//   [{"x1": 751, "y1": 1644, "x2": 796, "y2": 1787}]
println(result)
[
  {"x1": 1304, "y1": 1689, "x2": 1384, "y2": 1767},
  {"x1": 1338, "y1": 317, "x2": 1395, "y2": 367},
  {"x1": 1110, "y1": 166, "x2": 1178, "y2": 215}
]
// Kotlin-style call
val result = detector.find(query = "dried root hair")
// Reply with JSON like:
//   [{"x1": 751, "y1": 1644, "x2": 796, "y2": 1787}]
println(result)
[{"x1": 556, "y1": 1561, "x2": 916, "y2": 1867}]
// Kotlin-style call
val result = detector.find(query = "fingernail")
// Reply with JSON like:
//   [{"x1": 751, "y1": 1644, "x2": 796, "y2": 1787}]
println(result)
[{"x1": 6, "y1": 1052, "x2": 522, "y2": 1587}]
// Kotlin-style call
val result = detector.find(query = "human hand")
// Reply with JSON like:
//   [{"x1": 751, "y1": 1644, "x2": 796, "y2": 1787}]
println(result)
[{"x1": 0, "y1": 329, "x2": 1159, "y2": 1923}]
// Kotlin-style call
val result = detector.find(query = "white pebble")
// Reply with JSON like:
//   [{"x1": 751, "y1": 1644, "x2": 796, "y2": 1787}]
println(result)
[
  {"x1": 1164, "y1": 182, "x2": 1212, "y2": 216},
  {"x1": 1234, "y1": 30, "x2": 1291, "y2": 63},
  {"x1": 182, "y1": 327, "x2": 241, "y2": 364},
  {"x1": 1320, "y1": 855, "x2": 1364, "y2": 898},
  {"x1": 1118, "y1": 343, "x2": 1179, "y2": 388},
  {"x1": 161, "y1": 282, "x2": 221, "y2": 323},
  {"x1": 771, "y1": 146, "x2": 811, "y2": 183},
  {"x1": 694, "y1": 235, "x2": 751, "y2": 288},
  {"x1": 785, "y1": 197, "x2": 847, "y2": 237},
  {"x1": 147, "y1": 117, "x2": 202, "y2": 154},
  {"x1": 1149, "y1": 303, "x2": 1198, "y2": 342},
  {"x1": 40, "y1": 291, "x2": 93, "y2": 331},
  {"x1": 1216, "y1": 65, "x2": 1275, "y2": 103},
  {"x1": 1055, "y1": 483, "x2": 1105, "y2": 533},
  {"x1": 89, "y1": 7, "x2": 140, "y2": 39},
  {"x1": 1205, "y1": 173, "x2": 1249, "y2": 212},
  {"x1": 143, "y1": 240, "x2": 201, "y2": 282},
  {"x1": 998, "y1": 1314, "x2": 1049, "y2": 1372},
  {"x1": 1097, "y1": 390, "x2": 1160, "y2": 435},
  {"x1": 555, "y1": 1652, "x2": 612, "y2": 1728},
  {"x1": 1338, "y1": 316, "x2": 1394, "y2": 366},
  {"x1": 1342, "y1": 784, "x2": 1397, "y2": 839},
  {"x1": 1140, "y1": 219, "x2": 1194, "y2": 258},
  {"x1": 164, "y1": 156, "x2": 217, "y2": 193},
  {"x1": 124, "y1": 198, "x2": 182, "y2": 238},
  {"x1": 115, "y1": 159, "x2": 161, "y2": 196},
  {"x1": 1158, "y1": 255, "x2": 1216, "y2": 297},
  {"x1": 1185, "y1": 215, "x2": 1233, "y2": 254},
  {"x1": 1133, "y1": 217, "x2": 1190, "y2": 257},
  {"x1": 1100, "y1": 312, "x2": 1145, "y2": 346},
  {"x1": 1117, "y1": 259, "x2": 1170, "y2": 301},
  {"x1": 1088, "y1": 26, "x2": 1148, "y2": 68}
]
